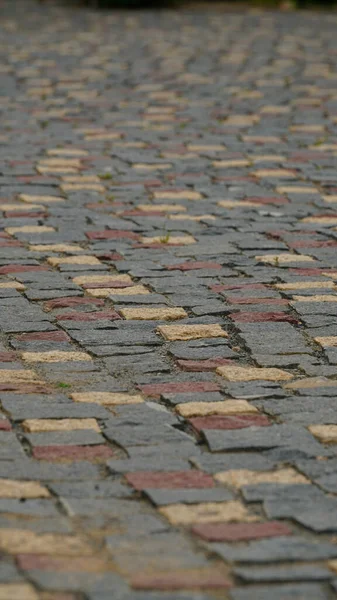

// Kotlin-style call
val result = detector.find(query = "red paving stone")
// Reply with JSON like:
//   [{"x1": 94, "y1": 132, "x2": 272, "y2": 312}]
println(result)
[
  {"x1": 45, "y1": 297, "x2": 105, "y2": 310},
  {"x1": 131, "y1": 571, "x2": 231, "y2": 590},
  {"x1": 57, "y1": 311, "x2": 121, "y2": 321},
  {"x1": 125, "y1": 471, "x2": 214, "y2": 490},
  {"x1": 0, "y1": 352, "x2": 17, "y2": 361},
  {"x1": 177, "y1": 358, "x2": 234, "y2": 371},
  {"x1": 192, "y1": 522, "x2": 292, "y2": 542},
  {"x1": 33, "y1": 445, "x2": 114, "y2": 461},
  {"x1": 0, "y1": 265, "x2": 50, "y2": 274},
  {"x1": 189, "y1": 414, "x2": 271, "y2": 433},
  {"x1": 15, "y1": 331, "x2": 70, "y2": 342}
]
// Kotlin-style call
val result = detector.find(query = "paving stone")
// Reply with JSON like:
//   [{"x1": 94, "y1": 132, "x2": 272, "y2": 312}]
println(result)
[
  {"x1": 160, "y1": 501, "x2": 259, "y2": 525},
  {"x1": 157, "y1": 324, "x2": 228, "y2": 341},
  {"x1": 22, "y1": 418, "x2": 100, "y2": 433},
  {"x1": 71, "y1": 392, "x2": 144, "y2": 405},
  {"x1": 229, "y1": 583, "x2": 330, "y2": 600},
  {"x1": 143, "y1": 488, "x2": 233, "y2": 506},
  {"x1": 211, "y1": 537, "x2": 337, "y2": 563},
  {"x1": 217, "y1": 365, "x2": 293, "y2": 382},
  {"x1": 131, "y1": 569, "x2": 231, "y2": 591},
  {"x1": 214, "y1": 468, "x2": 309, "y2": 488},
  {"x1": 193, "y1": 522, "x2": 291, "y2": 542},
  {"x1": 120, "y1": 307, "x2": 187, "y2": 320},
  {"x1": 3, "y1": 4, "x2": 337, "y2": 596},
  {"x1": 125, "y1": 472, "x2": 214, "y2": 491},
  {"x1": 176, "y1": 400, "x2": 258, "y2": 418}
]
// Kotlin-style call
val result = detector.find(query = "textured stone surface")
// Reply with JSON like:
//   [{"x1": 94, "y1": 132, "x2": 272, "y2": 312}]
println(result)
[
  {"x1": 1, "y1": 2, "x2": 337, "y2": 596},
  {"x1": 192, "y1": 522, "x2": 292, "y2": 542},
  {"x1": 217, "y1": 366, "x2": 293, "y2": 382},
  {"x1": 160, "y1": 501, "x2": 259, "y2": 525},
  {"x1": 176, "y1": 400, "x2": 258, "y2": 418},
  {"x1": 214, "y1": 469, "x2": 309, "y2": 488},
  {"x1": 71, "y1": 392, "x2": 144, "y2": 405},
  {"x1": 157, "y1": 324, "x2": 228, "y2": 341},
  {"x1": 120, "y1": 307, "x2": 187, "y2": 321}
]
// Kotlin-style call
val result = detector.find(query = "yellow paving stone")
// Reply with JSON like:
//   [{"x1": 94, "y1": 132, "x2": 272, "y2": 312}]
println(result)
[
  {"x1": 176, "y1": 400, "x2": 258, "y2": 418},
  {"x1": 292, "y1": 295, "x2": 337, "y2": 302},
  {"x1": 6, "y1": 226, "x2": 55, "y2": 234},
  {"x1": 276, "y1": 281, "x2": 335, "y2": 290},
  {"x1": 0, "y1": 370, "x2": 42, "y2": 383},
  {"x1": 0, "y1": 583, "x2": 39, "y2": 600},
  {"x1": 255, "y1": 253, "x2": 314, "y2": 264},
  {"x1": 60, "y1": 184, "x2": 106, "y2": 193},
  {"x1": 141, "y1": 235, "x2": 196, "y2": 245},
  {"x1": 169, "y1": 214, "x2": 216, "y2": 221},
  {"x1": 276, "y1": 186, "x2": 318, "y2": 194},
  {"x1": 290, "y1": 124, "x2": 325, "y2": 132},
  {"x1": 308, "y1": 425, "x2": 337, "y2": 443},
  {"x1": 22, "y1": 351, "x2": 92, "y2": 363},
  {"x1": 0, "y1": 529, "x2": 93, "y2": 555},
  {"x1": 218, "y1": 200, "x2": 261, "y2": 208},
  {"x1": 302, "y1": 216, "x2": 337, "y2": 225},
  {"x1": 30, "y1": 244, "x2": 82, "y2": 252},
  {"x1": 157, "y1": 323, "x2": 228, "y2": 341},
  {"x1": 159, "y1": 501, "x2": 259, "y2": 525},
  {"x1": 309, "y1": 143, "x2": 337, "y2": 151},
  {"x1": 27, "y1": 87, "x2": 53, "y2": 96},
  {"x1": 0, "y1": 282, "x2": 25, "y2": 290},
  {"x1": 61, "y1": 175, "x2": 101, "y2": 183},
  {"x1": 212, "y1": 159, "x2": 251, "y2": 168},
  {"x1": 260, "y1": 105, "x2": 290, "y2": 114},
  {"x1": 284, "y1": 377, "x2": 337, "y2": 390},
  {"x1": 48, "y1": 255, "x2": 101, "y2": 266},
  {"x1": 323, "y1": 195, "x2": 337, "y2": 203},
  {"x1": 138, "y1": 204, "x2": 186, "y2": 213},
  {"x1": 217, "y1": 365, "x2": 293, "y2": 382},
  {"x1": 120, "y1": 307, "x2": 187, "y2": 320},
  {"x1": 132, "y1": 163, "x2": 172, "y2": 171},
  {"x1": 225, "y1": 115, "x2": 260, "y2": 127},
  {"x1": 215, "y1": 468, "x2": 309, "y2": 488},
  {"x1": 86, "y1": 285, "x2": 149, "y2": 298},
  {"x1": 47, "y1": 148, "x2": 88, "y2": 156},
  {"x1": 0, "y1": 480, "x2": 50, "y2": 498},
  {"x1": 84, "y1": 133, "x2": 122, "y2": 140},
  {"x1": 328, "y1": 560, "x2": 337, "y2": 574},
  {"x1": 22, "y1": 418, "x2": 100, "y2": 433},
  {"x1": 253, "y1": 169, "x2": 296, "y2": 178},
  {"x1": 73, "y1": 274, "x2": 132, "y2": 285},
  {"x1": 315, "y1": 336, "x2": 337, "y2": 347},
  {"x1": 37, "y1": 166, "x2": 78, "y2": 174},
  {"x1": 187, "y1": 144, "x2": 226, "y2": 152},
  {"x1": 0, "y1": 203, "x2": 44, "y2": 211},
  {"x1": 153, "y1": 190, "x2": 202, "y2": 200},
  {"x1": 19, "y1": 194, "x2": 65, "y2": 203},
  {"x1": 38, "y1": 158, "x2": 82, "y2": 167},
  {"x1": 322, "y1": 271, "x2": 337, "y2": 278},
  {"x1": 72, "y1": 392, "x2": 144, "y2": 405}
]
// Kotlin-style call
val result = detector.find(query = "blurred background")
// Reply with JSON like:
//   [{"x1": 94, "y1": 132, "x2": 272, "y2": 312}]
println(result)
[{"x1": 69, "y1": 0, "x2": 337, "y2": 9}]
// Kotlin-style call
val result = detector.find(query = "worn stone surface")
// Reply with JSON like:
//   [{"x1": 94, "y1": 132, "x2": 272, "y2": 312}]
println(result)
[{"x1": 1, "y1": 2, "x2": 337, "y2": 597}]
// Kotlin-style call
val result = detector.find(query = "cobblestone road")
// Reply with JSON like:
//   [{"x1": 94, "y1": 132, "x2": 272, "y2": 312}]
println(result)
[{"x1": 2, "y1": 1, "x2": 337, "y2": 598}]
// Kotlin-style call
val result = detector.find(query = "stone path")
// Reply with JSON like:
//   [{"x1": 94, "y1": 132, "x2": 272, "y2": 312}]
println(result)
[{"x1": 2, "y1": 1, "x2": 337, "y2": 598}]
